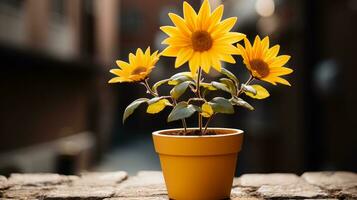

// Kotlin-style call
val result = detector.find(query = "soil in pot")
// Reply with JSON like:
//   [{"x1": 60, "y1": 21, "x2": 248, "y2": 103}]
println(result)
[{"x1": 161, "y1": 129, "x2": 222, "y2": 136}]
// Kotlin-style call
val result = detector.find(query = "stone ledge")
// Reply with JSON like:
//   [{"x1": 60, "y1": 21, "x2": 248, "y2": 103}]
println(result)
[
  {"x1": 0, "y1": 171, "x2": 355, "y2": 199},
  {"x1": 302, "y1": 171, "x2": 357, "y2": 199},
  {"x1": 0, "y1": 175, "x2": 8, "y2": 190}
]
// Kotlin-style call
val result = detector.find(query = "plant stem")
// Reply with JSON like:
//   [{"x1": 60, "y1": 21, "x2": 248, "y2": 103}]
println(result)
[
  {"x1": 187, "y1": 98, "x2": 206, "y2": 104},
  {"x1": 196, "y1": 67, "x2": 203, "y2": 134},
  {"x1": 142, "y1": 80, "x2": 187, "y2": 134},
  {"x1": 203, "y1": 115, "x2": 213, "y2": 135},
  {"x1": 182, "y1": 118, "x2": 187, "y2": 134},
  {"x1": 237, "y1": 75, "x2": 254, "y2": 96},
  {"x1": 143, "y1": 79, "x2": 158, "y2": 97},
  {"x1": 198, "y1": 114, "x2": 202, "y2": 133},
  {"x1": 196, "y1": 68, "x2": 202, "y2": 98}
]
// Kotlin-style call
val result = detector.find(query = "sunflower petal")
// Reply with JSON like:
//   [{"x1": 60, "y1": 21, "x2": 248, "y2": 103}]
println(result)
[
  {"x1": 270, "y1": 67, "x2": 293, "y2": 76},
  {"x1": 136, "y1": 48, "x2": 144, "y2": 66},
  {"x1": 197, "y1": 0, "x2": 211, "y2": 30},
  {"x1": 211, "y1": 17, "x2": 237, "y2": 38},
  {"x1": 261, "y1": 77, "x2": 277, "y2": 85},
  {"x1": 261, "y1": 36, "x2": 269, "y2": 52},
  {"x1": 162, "y1": 37, "x2": 190, "y2": 47},
  {"x1": 270, "y1": 55, "x2": 291, "y2": 67},
  {"x1": 189, "y1": 52, "x2": 200, "y2": 74},
  {"x1": 161, "y1": 46, "x2": 180, "y2": 57},
  {"x1": 116, "y1": 60, "x2": 130, "y2": 70},
  {"x1": 207, "y1": 5, "x2": 224, "y2": 32},
  {"x1": 145, "y1": 47, "x2": 151, "y2": 57},
  {"x1": 252, "y1": 35, "x2": 261, "y2": 59},
  {"x1": 151, "y1": 50, "x2": 159, "y2": 61},
  {"x1": 200, "y1": 51, "x2": 211, "y2": 73},
  {"x1": 110, "y1": 69, "x2": 124, "y2": 76},
  {"x1": 253, "y1": 35, "x2": 261, "y2": 47},
  {"x1": 219, "y1": 54, "x2": 236, "y2": 64},
  {"x1": 214, "y1": 44, "x2": 240, "y2": 55},
  {"x1": 183, "y1": 1, "x2": 197, "y2": 31},
  {"x1": 237, "y1": 44, "x2": 249, "y2": 61},
  {"x1": 243, "y1": 38, "x2": 253, "y2": 59},
  {"x1": 160, "y1": 26, "x2": 181, "y2": 36},
  {"x1": 270, "y1": 76, "x2": 291, "y2": 86},
  {"x1": 142, "y1": 47, "x2": 150, "y2": 66},
  {"x1": 265, "y1": 45, "x2": 280, "y2": 61},
  {"x1": 175, "y1": 48, "x2": 193, "y2": 68},
  {"x1": 108, "y1": 77, "x2": 128, "y2": 83},
  {"x1": 215, "y1": 32, "x2": 246, "y2": 44},
  {"x1": 129, "y1": 53, "x2": 136, "y2": 65},
  {"x1": 168, "y1": 13, "x2": 191, "y2": 36},
  {"x1": 211, "y1": 57, "x2": 222, "y2": 72}
]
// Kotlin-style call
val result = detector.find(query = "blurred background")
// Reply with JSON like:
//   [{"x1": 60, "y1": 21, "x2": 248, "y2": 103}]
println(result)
[{"x1": 0, "y1": 0, "x2": 356, "y2": 176}]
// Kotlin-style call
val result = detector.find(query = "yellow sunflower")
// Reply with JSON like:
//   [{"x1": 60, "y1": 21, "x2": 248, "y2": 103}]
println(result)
[
  {"x1": 160, "y1": 0, "x2": 245, "y2": 74},
  {"x1": 109, "y1": 47, "x2": 159, "y2": 83},
  {"x1": 237, "y1": 36, "x2": 293, "y2": 86}
]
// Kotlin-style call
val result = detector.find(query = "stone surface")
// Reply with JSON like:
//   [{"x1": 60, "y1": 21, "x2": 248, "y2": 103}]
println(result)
[
  {"x1": 73, "y1": 171, "x2": 128, "y2": 186},
  {"x1": 106, "y1": 197, "x2": 167, "y2": 200},
  {"x1": 302, "y1": 171, "x2": 357, "y2": 198},
  {"x1": 232, "y1": 177, "x2": 241, "y2": 187},
  {"x1": 238, "y1": 173, "x2": 301, "y2": 187},
  {"x1": 257, "y1": 180, "x2": 328, "y2": 198},
  {"x1": 232, "y1": 173, "x2": 330, "y2": 199},
  {"x1": 2, "y1": 185, "x2": 56, "y2": 199},
  {"x1": 45, "y1": 185, "x2": 115, "y2": 199},
  {"x1": 0, "y1": 175, "x2": 8, "y2": 190},
  {"x1": 7, "y1": 173, "x2": 77, "y2": 186},
  {"x1": 231, "y1": 186, "x2": 258, "y2": 198},
  {"x1": 302, "y1": 171, "x2": 357, "y2": 189},
  {"x1": 114, "y1": 171, "x2": 167, "y2": 198},
  {"x1": 0, "y1": 171, "x2": 356, "y2": 199}
]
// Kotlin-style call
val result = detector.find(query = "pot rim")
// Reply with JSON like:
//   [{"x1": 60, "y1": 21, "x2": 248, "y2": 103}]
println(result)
[{"x1": 152, "y1": 127, "x2": 243, "y2": 138}]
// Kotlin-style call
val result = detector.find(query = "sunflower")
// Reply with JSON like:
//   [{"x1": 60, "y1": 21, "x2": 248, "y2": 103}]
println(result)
[
  {"x1": 237, "y1": 36, "x2": 293, "y2": 86},
  {"x1": 108, "y1": 47, "x2": 159, "y2": 83},
  {"x1": 160, "y1": 0, "x2": 245, "y2": 74}
]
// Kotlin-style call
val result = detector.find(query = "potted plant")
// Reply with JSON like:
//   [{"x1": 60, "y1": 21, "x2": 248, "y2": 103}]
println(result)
[{"x1": 108, "y1": 0, "x2": 293, "y2": 199}]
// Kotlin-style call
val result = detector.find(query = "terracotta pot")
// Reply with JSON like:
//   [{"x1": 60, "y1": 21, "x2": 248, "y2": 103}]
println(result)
[{"x1": 152, "y1": 128, "x2": 244, "y2": 200}]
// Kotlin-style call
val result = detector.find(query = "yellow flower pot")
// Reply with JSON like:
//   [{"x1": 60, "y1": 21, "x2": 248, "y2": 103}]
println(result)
[{"x1": 152, "y1": 128, "x2": 244, "y2": 200}]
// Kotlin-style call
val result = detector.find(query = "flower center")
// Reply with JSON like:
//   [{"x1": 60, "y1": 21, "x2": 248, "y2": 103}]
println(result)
[
  {"x1": 131, "y1": 66, "x2": 147, "y2": 75},
  {"x1": 250, "y1": 59, "x2": 270, "y2": 78},
  {"x1": 191, "y1": 31, "x2": 213, "y2": 52}
]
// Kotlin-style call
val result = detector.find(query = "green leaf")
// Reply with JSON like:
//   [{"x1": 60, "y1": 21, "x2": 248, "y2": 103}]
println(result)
[
  {"x1": 241, "y1": 84, "x2": 257, "y2": 95},
  {"x1": 170, "y1": 72, "x2": 193, "y2": 79},
  {"x1": 167, "y1": 102, "x2": 198, "y2": 122},
  {"x1": 201, "y1": 102, "x2": 213, "y2": 118},
  {"x1": 221, "y1": 68, "x2": 239, "y2": 84},
  {"x1": 170, "y1": 81, "x2": 191, "y2": 99},
  {"x1": 147, "y1": 99, "x2": 172, "y2": 114},
  {"x1": 168, "y1": 77, "x2": 192, "y2": 86},
  {"x1": 200, "y1": 82, "x2": 217, "y2": 91},
  {"x1": 123, "y1": 98, "x2": 149, "y2": 123},
  {"x1": 244, "y1": 85, "x2": 270, "y2": 99},
  {"x1": 209, "y1": 97, "x2": 234, "y2": 114},
  {"x1": 147, "y1": 97, "x2": 163, "y2": 105},
  {"x1": 211, "y1": 81, "x2": 231, "y2": 93},
  {"x1": 231, "y1": 97, "x2": 255, "y2": 111},
  {"x1": 220, "y1": 78, "x2": 237, "y2": 95},
  {"x1": 168, "y1": 72, "x2": 194, "y2": 85},
  {"x1": 152, "y1": 79, "x2": 169, "y2": 94}
]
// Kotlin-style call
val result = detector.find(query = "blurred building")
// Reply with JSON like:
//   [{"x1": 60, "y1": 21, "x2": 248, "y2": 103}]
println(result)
[{"x1": 0, "y1": 0, "x2": 121, "y2": 174}]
